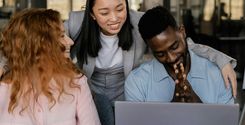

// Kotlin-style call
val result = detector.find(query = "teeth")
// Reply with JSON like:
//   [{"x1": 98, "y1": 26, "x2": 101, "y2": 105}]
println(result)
[
  {"x1": 111, "y1": 25, "x2": 119, "y2": 30},
  {"x1": 108, "y1": 23, "x2": 119, "y2": 29}
]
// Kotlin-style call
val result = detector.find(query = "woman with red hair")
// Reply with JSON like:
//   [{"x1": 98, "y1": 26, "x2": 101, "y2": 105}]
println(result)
[{"x1": 0, "y1": 8, "x2": 100, "y2": 125}]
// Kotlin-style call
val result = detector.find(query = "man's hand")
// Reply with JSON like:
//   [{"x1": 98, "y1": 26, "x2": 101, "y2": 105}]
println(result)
[
  {"x1": 173, "y1": 63, "x2": 186, "y2": 84},
  {"x1": 221, "y1": 63, "x2": 237, "y2": 98}
]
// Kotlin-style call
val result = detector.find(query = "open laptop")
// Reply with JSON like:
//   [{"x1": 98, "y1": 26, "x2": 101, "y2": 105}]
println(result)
[{"x1": 115, "y1": 101, "x2": 239, "y2": 125}]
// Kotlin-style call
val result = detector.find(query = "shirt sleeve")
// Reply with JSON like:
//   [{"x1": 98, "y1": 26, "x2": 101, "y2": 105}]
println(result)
[
  {"x1": 125, "y1": 72, "x2": 146, "y2": 101},
  {"x1": 187, "y1": 38, "x2": 237, "y2": 69},
  {"x1": 76, "y1": 76, "x2": 101, "y2": 125}
]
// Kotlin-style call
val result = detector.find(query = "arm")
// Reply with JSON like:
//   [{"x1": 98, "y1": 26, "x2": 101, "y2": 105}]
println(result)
[
  {"x1": 76, "y1": 76, "x2": 101, "y2": 125},
  {"x1": 187, "y1": 38, "x2": 236, "y2": 68},
  {"x1": 187, "y1": 38, "x2": 237, "y2": 97}
]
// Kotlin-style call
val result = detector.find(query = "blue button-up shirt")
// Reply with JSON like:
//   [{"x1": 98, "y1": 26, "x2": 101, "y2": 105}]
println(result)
[{"x1": 125, "y1": 50, "x2": 234, "y2": 104}]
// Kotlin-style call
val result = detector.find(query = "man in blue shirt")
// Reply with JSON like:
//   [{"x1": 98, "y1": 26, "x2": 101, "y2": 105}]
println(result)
[{"x1": 125, "y1": 6, "x2": 233, "y2": 104}]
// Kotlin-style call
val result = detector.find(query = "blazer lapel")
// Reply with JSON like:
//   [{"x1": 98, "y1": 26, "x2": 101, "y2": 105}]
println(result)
[
  {"x1": 83, "y1": 56, "x2": 95, "y2": 79},
  {"x1": 123, "y1": 40, "x2": 135, "y2": 77}
]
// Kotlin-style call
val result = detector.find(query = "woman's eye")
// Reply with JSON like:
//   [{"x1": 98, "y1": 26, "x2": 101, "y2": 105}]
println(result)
[
  {"x1": 117, "y1": 8, "x2": 124, "y2": 12},
  {"x1": 100, "y1": 12, "x2": 108, "y2": 16}
]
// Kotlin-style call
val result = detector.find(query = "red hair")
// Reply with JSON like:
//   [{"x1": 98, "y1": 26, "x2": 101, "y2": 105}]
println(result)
[{"x1": 1, "y1": 8, "x2": 82, "y2": 113}]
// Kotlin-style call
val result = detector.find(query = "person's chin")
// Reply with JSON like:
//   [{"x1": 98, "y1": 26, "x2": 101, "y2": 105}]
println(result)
[
  {"x1": 172, "y1": 57, "x2": 184, "y2": 66},
  {"x1": 175, "y1": 58, "x2": 183, "y2": 65},
  {"x1": 108, "y1": 29, "x2": 120, "y2": 35},
  {"x1": 64, "y1": 53, "x2": 71, "y2": 59}
]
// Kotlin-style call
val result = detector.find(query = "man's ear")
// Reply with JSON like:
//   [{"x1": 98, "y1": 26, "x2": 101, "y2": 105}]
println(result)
[{"x1": 178, "y1": 25, "x2": 186, "y2": 38}]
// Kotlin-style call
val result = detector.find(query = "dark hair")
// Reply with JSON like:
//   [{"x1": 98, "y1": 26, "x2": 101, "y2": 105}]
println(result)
[
  {"x1": 138, "y1": 6, "x2": 178, "y2": 42},
  {"x1": 71, "y1": 0, "x2": 133, "y2": 67}
]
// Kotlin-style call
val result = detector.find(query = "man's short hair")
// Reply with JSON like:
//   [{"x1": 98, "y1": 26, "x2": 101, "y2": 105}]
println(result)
[{"x1": 138, "y1": 6, "x2": 178, "y2": 41}]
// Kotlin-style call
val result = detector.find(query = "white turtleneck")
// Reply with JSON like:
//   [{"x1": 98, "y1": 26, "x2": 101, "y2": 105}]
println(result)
[{"x1": 95, "y1": 32, "x2": 123, "y2": 68}]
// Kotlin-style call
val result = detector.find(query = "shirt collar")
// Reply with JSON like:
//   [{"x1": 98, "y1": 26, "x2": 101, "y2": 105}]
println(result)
[
  {"x1": 153, "y1": 49, "x2": 206, "y2": 82},
  {"x1": 153, "y1": 58, "x2": 169, "y2": 82}
]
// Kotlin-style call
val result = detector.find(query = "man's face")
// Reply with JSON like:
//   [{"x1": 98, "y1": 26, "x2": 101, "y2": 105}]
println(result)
[{"x1": 147, "y1": 26, "x2": 187, "y2": 66}]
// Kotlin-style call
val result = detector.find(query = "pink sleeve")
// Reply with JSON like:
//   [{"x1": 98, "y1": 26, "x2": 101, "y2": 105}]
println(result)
[{"x1": 76, "y1": 76, "x2": 101, "y2": 125}]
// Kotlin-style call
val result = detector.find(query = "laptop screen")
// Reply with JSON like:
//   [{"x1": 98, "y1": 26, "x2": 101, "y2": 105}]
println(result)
[{"x1": 115, "y1": 101, "x2": 239, "y2": 125}]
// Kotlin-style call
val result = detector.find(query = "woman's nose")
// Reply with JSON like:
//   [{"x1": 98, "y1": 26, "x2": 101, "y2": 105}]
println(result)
[{"x1": 110, "y1": 12, "x2": 118, "y2": 21}]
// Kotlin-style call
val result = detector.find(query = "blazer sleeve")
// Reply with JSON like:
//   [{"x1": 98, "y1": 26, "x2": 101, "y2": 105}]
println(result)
[{"x1": 187, "y1": 38, "x2": 237, "y2": 69}]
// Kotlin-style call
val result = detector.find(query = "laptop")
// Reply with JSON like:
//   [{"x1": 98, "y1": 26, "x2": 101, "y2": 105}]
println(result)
[{"x1": 115, "y1": 101, "x2": 239, "y2": 125}]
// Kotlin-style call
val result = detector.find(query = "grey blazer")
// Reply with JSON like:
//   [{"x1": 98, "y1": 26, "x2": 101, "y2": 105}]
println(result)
[{"x1": 64, "y1": 10, "x2": 236, "y2": 79}]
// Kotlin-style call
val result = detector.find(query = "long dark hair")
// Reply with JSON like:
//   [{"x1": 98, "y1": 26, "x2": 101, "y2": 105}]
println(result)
[{"x1": 71, "y1": 0, "x2": 133, "y2": 68}]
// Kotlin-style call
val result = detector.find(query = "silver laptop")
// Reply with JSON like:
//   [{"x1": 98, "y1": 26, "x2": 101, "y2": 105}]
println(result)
[{"x1": 115, "y1": 101, "x2": 239, "y2": 125}]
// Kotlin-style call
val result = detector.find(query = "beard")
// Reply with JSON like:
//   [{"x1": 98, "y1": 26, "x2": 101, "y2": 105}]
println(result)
[{"x1": 164, "y1": 45, "x2": 190, "y2": 73}]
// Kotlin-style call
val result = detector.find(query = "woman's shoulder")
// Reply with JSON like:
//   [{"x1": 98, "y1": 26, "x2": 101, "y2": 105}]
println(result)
[
  {"x1": 74, "y1": 74, "x2": 88, "y2": 86},
  {"x1": 65, "y1": 10, "x2": 85, "y2": 39},
  {"x1": 69, "y1": 10, "x2": 85, "y2": 17},
  {"x1": 129, "y1": 9, "x2": 144, "y2": 17},
  {"x1": 0, "y1": 82, "x2": 10, "y2": 90},
  {"x1": 129, "y1": 9, "x2": 144, "y2": 22},
  {"x1": 129, "y1": 10, "x2": 145, "y2": 30}
]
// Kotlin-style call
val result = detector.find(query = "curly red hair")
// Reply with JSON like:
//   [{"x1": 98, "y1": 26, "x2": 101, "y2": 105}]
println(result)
[{"x1": 1, "y1": 8, "x2": 82, "y2": 114}]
